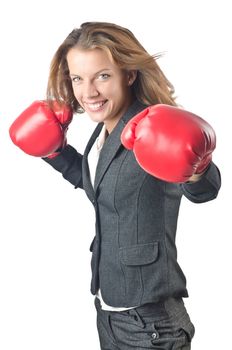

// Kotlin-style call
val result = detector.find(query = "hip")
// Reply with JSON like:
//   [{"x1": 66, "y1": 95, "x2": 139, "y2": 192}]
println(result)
[{"x1": 95, "y1": 296, "x2": 195, "y2": 349}]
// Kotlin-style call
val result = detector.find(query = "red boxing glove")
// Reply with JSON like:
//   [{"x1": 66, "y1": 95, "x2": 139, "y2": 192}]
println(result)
[
  {"x1": 9, "y1": 100, "x2": 73, "y2": 158},
  {"x1": 121, "y1": 104, "x2": 216, "y2": 183}
]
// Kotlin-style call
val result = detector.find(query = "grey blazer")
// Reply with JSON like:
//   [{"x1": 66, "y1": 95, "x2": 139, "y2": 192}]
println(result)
[{"x1": 44, "y1": 100, "x2": 221, "y2": 307}]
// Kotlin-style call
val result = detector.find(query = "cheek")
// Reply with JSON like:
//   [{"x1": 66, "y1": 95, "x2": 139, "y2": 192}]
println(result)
[
  {"x1": 72, "y1": 87, "x2": 81, "y2": 101},
  {"x1": 107, "y1": 80, "x2": 126, "y2": 97}
]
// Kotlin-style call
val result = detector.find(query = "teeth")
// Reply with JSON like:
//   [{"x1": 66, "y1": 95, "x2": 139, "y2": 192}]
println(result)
[{"x1": 86, "y1": 101, "x2": 106, "y2": 111}]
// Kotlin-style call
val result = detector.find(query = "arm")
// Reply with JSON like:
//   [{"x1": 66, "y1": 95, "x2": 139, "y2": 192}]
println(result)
[
  {"x1": 42, "y1": 144, "x2": 83, "y2": 189},
  {"x1": 180, "y1": 161, "x2": 221, "y2": 203}
]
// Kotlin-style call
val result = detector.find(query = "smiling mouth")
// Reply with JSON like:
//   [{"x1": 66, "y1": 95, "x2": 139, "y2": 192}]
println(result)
[{"x1": 84, "y1": 100, "x2": 108, "y2": 111}]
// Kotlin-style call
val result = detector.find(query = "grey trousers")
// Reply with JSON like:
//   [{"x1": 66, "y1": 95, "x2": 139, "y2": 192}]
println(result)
[{"x1": 95, "y1": 297, "x2": 195, "y2": 350}]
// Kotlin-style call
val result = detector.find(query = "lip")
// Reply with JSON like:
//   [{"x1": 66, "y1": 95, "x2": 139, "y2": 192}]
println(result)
[{"x1": 84, "y1": 100, "x2": 108, "y2": 112}]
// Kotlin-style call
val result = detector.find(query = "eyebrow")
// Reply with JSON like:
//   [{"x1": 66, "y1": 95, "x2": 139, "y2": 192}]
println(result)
[{"x1": 69, "y1": 68, "x2": 112, "y2": 77}]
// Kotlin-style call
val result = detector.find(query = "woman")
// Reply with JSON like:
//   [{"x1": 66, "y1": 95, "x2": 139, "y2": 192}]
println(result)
[{"x1": 10, "y1": 22, "x2": 221, "y2": 349}]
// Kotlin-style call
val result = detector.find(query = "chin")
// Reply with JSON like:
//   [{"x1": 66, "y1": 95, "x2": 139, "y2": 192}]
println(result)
[{"x1": 88, "y1": 114, "x2": 106, "y2": 123}]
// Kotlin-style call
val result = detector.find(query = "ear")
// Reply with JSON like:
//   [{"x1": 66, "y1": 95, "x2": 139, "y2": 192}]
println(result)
[{"x1": 127, "y1": 70, "x2": 137, "y2": 86}]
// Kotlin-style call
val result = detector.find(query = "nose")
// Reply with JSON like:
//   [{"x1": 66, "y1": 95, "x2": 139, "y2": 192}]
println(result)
[{"x1": 83, "y1": 81, "x2": 99, "y2": 99}]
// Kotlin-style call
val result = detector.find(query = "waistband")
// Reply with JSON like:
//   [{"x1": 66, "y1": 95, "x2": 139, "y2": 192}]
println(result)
[{"x1": 95, "y1": 296, "x2": 186, "y2": 320}]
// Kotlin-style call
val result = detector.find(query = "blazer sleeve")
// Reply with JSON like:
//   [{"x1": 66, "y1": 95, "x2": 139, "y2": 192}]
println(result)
[
  {"x1": 180, "y1": 162, "x2": 221, "y2": 203},
  {"x1": 42, "y1": 144, "x2": 83, "y2": 189}
]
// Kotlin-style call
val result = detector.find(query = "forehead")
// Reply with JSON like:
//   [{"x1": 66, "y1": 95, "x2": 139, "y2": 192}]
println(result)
[{"x1": 66, "y1": 47, "x2": 117, "y2": 73}]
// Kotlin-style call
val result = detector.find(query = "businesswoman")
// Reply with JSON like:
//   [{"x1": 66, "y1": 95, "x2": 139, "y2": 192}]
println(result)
[{"x1": 10, "y1": 22, "x2": 221, "y2": 349}]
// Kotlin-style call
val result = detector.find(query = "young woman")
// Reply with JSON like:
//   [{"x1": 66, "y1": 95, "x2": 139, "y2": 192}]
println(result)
[{"x1": 10, "y1": 22, "x2": 221, "y2": 349}]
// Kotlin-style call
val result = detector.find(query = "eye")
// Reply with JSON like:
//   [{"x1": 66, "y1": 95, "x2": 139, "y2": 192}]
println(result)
[
  {"x1": 98, "y1": 73, "x2": 110, "y2": 80},
  {"x1": 71, "y1": 76, "x2": 81, "y2": 83}
]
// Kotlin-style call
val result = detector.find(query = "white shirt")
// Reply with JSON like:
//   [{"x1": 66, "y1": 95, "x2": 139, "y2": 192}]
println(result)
[{"x1": 88, "y1": 125, "x2": 137, "y2": 311}]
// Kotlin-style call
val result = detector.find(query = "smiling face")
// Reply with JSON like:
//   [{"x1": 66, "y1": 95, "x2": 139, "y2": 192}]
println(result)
[{"x1": 66, "y1": 47, "x2": 136, "y2": 133}]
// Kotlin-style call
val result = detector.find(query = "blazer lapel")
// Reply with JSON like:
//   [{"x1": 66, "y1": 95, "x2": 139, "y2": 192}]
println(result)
[{"x1": 94, "y1": 100, "x2": 146, "y2": 192}]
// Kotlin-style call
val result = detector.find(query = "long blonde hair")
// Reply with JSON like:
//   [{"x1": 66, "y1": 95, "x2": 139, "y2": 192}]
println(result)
[{"x1": 47, "y1": 22, "x2": 177, "y2": 112}]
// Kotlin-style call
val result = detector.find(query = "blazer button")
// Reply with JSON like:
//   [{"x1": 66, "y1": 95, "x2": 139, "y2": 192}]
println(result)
[{"x1": 151, "y1": 330, "x2": 159, "y2": 340}]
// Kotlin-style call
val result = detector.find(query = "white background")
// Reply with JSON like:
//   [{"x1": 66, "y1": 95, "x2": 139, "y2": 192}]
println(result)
[{"x1": 0, "y1": 0, "x2": 231, "y2": 349}]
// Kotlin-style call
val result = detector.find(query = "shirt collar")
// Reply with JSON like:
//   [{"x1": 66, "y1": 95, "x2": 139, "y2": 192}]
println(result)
[{"x1": 96, "y1": 125, "x2": 108, "y2": 152}]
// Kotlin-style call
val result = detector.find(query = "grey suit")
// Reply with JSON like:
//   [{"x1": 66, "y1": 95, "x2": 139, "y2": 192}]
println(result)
[{"x1": 43, "y1": 100, "x2": 221, "y2": 308}]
